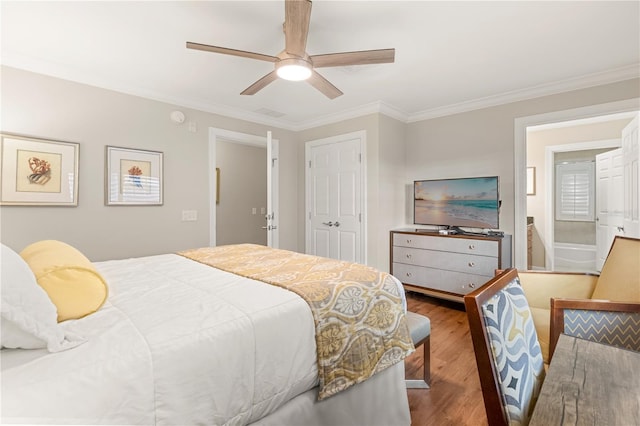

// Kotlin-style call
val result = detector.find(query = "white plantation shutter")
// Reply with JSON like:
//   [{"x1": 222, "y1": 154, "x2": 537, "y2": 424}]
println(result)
[{"x1": 555, "y1": 162, "x2": 595, "y2": 221}]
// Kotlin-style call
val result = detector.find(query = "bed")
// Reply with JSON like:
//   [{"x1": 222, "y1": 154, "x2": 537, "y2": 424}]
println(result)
[{"x1": 1, "y1": 241, "x2": 413, "y2": 425}]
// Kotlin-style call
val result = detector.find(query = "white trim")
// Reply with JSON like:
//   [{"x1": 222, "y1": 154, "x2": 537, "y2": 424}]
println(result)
[
  {"x1": 6, "y1": 52, "x2": 638, "y2": 131},
  {"x1": 409, "y1": 64, "x2": 639, "y2": 123},
  {"x1": 305, "y1": 130, "x2": 367, "y2": 264},
  {"x1": 208, "y1": 127, "x2": 279, "y2": 247},
  {"x1": 514, "y1": 98, "x2": 640, "y2": 270}
]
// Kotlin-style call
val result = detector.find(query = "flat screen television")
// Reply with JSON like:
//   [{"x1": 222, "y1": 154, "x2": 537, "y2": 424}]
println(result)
[{"x1": 414, "y1": 176, "x2": 500, "y2": 230}]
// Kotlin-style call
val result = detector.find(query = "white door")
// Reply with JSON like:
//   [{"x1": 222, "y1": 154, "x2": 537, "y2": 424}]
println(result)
[
  {"x1": 595, "y1": 148, "x2": 623, "y2": 270},
  {"x1": 266, "y1": 131, "x2": 279, "y2": 248},
  {"x1": 623, "y1": 113, "x2": 640, "y2": 238},
  {"x1": 305, "y1": 132, "x2": 364, "y2": 263}
]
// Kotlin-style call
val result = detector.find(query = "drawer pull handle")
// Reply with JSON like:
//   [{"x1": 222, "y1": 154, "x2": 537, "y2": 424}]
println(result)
[
  {"x1": 469, "y1": 244, "x2": 475, "y2": 250},
  {"x1": 406, "y1": 239, "x2": 412, "y2": 244},
  {"x1": 468, "y1": 283, "x2": 476, "y2": 289},
  {"x1": 405, "y1": 272, "x2": 412, "y2": 277},
  {"x1": 468, "y1": 262, "x2": 475, "y2": 267},
  {"x1": 406, "y1": 254, "x2": 412, "y2": 259}
]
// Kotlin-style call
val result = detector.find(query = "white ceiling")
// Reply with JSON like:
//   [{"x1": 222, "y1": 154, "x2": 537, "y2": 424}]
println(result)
[{"x1": 2, "y1": 1, "x2": 639, "y2": 130}]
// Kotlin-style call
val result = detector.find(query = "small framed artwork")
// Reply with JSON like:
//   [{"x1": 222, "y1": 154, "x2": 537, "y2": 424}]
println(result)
[
  {"x1": 527, "y1": 167, "x2": 536, "y2": 195},
  {"x1": 0, "y1": 133, "x2": 79, "y2": 206},
  {"x1": 105, "y1": 146, "x2": 163, "y2": 205},
  {"x1": 216, "y1": 167, "x2": 220, "y2": 204}
]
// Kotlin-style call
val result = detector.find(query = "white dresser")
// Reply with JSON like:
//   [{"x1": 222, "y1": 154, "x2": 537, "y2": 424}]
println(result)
[{"x1": 390, "y1": 229, "x2": 512, "y2": 302}]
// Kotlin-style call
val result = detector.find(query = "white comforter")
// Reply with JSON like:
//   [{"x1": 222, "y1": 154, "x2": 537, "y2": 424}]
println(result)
[{"x1": 1, "y1": 254, "x2": 320, "y2": 425}]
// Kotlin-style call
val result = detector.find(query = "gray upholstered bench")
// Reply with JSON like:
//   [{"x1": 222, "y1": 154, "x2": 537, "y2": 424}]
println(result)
[{"x1": 405, "y1": 311, "x2": 431, "y2": 389}]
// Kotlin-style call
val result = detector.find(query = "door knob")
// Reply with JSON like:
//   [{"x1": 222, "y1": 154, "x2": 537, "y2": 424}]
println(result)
[
  {"x1": 322, "y1": 221, "x2": 334, "y2": 227},
  {"x1": 334, "y1": 221, "x2": 340, "y2": 227}
]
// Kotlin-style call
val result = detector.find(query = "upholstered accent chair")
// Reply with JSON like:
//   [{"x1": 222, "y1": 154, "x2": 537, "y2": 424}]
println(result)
[
  {"x1": 550, "y1": 298, "x2": 640, "y2": 358},
  {"x1": 517, "y1": 236, "x2": 640, "y2": 364},
  {"x1": 464, "y1": 268, "x2": 546, "y2": 426}
]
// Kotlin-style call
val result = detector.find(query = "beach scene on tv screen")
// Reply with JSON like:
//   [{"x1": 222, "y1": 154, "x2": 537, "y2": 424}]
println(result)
[{"x1": 414, "y1": 177, "x2": 499, "y2": 229}]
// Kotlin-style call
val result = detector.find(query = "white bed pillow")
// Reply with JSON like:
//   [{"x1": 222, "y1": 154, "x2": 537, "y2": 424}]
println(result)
[{"x1": 1, "y1": 243, "x2": 85, "y2": 352}]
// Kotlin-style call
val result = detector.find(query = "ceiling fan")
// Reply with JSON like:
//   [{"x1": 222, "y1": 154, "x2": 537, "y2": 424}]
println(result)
[{"x1": 186, "y1": 0, "x2": 395, "y2": 99}]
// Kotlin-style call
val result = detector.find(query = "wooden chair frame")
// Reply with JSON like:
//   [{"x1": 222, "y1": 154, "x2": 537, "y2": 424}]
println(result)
[
  {"x1": 464, "y1": 268, "x2": 521, "y2": 426},
  {"x1": 549, "y1": 298, "x2": 640, "y2": 358}
]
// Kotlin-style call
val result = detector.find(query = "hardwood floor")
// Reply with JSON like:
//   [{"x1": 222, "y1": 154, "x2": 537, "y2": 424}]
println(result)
[{"x1": 404, "y1": 291, "x2": 488, "y2": 426}]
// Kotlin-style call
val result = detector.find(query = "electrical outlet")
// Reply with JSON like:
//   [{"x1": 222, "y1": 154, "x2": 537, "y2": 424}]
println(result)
[{"x1": 181, "y1": 210, "x2": 198, "y2": 221}]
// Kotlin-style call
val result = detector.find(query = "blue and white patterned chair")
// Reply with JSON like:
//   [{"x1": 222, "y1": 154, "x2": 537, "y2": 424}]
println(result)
[
  {"x1": 550, "y1": 298, "x2": 640, "y2": 358},
  {"x1": 465, "y1": 268, "x2": 546, "y2": 426}
]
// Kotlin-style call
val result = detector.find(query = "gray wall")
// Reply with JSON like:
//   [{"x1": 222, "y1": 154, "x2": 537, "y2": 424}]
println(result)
[
  {"x1": 2, "y1": 65, "x2": 638, "y2": 272},
  {"x1": 216, "y1": 140, "x2": 267, "y2": 246},
  {"x1": 0, "y1": 66, "x2": 298, "y2": 260},
  {"x1": 405, "y1": 79, "x2": 640, "y2": 256}
]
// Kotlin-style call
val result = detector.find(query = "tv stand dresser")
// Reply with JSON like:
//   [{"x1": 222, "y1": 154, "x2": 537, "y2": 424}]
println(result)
[{"x1": 390, "y1": 228, "x2": 512, "y2": 302}]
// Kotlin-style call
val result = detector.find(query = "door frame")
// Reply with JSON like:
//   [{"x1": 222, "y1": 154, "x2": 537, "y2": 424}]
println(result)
[
  {"x1": 514, "y1": 98, "x2": 640, "y2": 269},
  {"x1": 304, "y1": 130, "x2": 367, "y2": 263},
  {"x1": 208, "y1": 127, "x2": 279, "y2": 247}
]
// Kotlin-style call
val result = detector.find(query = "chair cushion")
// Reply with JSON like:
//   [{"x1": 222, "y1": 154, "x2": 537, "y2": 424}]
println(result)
[
  {"x1": 529, "y1": 307, "x2": 551, "y2": 364},
  {"x1": 481, "y1": 277, "x2": 545, "y2": 425},
  {"x1": 592, "y1": 237, "x2": 640, "y2": 302},
  {"x1": 405, "y1": 311, "x2": 430, "y2": 344}
]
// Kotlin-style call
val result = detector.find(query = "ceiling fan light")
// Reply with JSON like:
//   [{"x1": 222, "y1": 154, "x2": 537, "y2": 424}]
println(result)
[{"x1": 276, "y1": 58, "x2": 312, "y2": 81}]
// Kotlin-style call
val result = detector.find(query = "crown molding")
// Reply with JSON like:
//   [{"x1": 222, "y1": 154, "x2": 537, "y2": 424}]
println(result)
[
  {"x1": 290, "y1": 100, "x2": 409, "y2": 131},
  {"x1": 3, "y1": 51, "x2": 638, "y2": 132},
  {"x1": 406, "y1": 64, "x2": 640, "y2": 123},
  {"x1": 1, "y1": 53, "x2": 301, "y2": 130}
]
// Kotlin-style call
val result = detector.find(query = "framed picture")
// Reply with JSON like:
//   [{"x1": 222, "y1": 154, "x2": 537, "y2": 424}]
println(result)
[
  {"x1": 0, "y1": 133, "x2": 79, "y2": 206},
  {"x1": 216, "y1": 167, "x2": 220, "y2": 204},
  {"x1": 527, "y1": 167, "x2": 536, "y2": 195},
  {"x1": 105, "y1": 146, "x2": 163, "y2": 205}
]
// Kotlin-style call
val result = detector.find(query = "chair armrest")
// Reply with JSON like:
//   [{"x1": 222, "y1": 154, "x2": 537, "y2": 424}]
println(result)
[{"x1": 516, "y1": 271, "x2": 598, "y2": 310}]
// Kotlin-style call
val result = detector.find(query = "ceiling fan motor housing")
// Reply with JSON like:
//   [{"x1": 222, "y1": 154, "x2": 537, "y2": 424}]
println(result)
[{"x1": 276, "y1": 56, "x2": 312, "y2": 81}]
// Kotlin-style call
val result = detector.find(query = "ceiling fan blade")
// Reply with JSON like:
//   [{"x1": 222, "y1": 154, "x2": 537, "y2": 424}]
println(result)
[
  {"x1": 240, "y1": 71, "x2": 279, "y2": 95},
  {"x1": 187, "y1": 42, "x2": 277, "y2": 63},
  {"x1": 284, "y1": 0, "x2": 312, "y2": 57},
  {"x1": 307, "y1": 70, "x2": 343, "y2": 99},
  {"x1": 310, "y1": 48, "x2": 395, "y2": 68}
]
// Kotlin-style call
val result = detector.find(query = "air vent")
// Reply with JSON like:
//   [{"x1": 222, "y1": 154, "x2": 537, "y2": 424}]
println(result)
[{"x1": 255, "y1": 108, "x2": 285, "y2": 118}]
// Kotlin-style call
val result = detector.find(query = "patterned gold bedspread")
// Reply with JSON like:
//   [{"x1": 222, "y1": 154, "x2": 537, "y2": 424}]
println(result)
[{"x1": 178, "y1": 244, "x2": 415, "y2": 400}]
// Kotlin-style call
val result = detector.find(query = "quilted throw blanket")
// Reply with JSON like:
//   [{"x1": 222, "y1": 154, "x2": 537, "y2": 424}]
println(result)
[{"x1": 179, "y1": 244, "x2": 415, "y2": 400}]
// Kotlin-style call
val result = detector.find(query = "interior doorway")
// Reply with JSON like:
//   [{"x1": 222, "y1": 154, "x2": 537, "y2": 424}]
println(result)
[
  {"x1": 514, "y1": 98, "x2": 640, "y2": 270},
  {"x1": 208, "y1": 127, "x2": 279, "y2": 248},
  {"x1": 526, "y1": 134, "x2": 622, "y2": 272},
  {"x1": 305, "y1": 130, "x2": 366, "y2": 263}
]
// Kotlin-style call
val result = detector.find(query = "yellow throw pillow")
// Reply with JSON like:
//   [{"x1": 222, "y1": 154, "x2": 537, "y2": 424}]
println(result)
[{"x1": 20, "y1": 240, "x2": 108, "y2": 322}]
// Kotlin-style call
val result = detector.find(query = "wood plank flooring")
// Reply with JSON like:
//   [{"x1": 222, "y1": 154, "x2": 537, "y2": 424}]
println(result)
[{"x1": 404, "y1": 291, "x2": 488, "y2": 426}]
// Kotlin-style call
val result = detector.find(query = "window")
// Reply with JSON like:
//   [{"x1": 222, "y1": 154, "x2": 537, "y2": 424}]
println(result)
[{"x1": 555, "y1": 162, "x2": 595, "y2": 221}]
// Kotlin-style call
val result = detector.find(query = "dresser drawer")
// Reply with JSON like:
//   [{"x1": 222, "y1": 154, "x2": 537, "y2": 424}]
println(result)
[
  {"x1": 393, "y1": 233, "x2": 498, "y2": 257},
  {"x1": 393, "y1": 246, "x2": 498, "y2": 276},
  {"x1": 393, "y1": 263, "x2": 491, "y2": 296},
  {"x1": 390, "y1": 230, "x2": 511, "y2": 302}
]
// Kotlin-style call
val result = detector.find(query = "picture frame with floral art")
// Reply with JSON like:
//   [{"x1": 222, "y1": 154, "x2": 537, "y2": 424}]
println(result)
[
  {"x1": 0, "y1": 133, "x2": 79, "y2": 206},
  {"x1": 105, "y1": 146, "x2": 163, "y2": 206}
]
